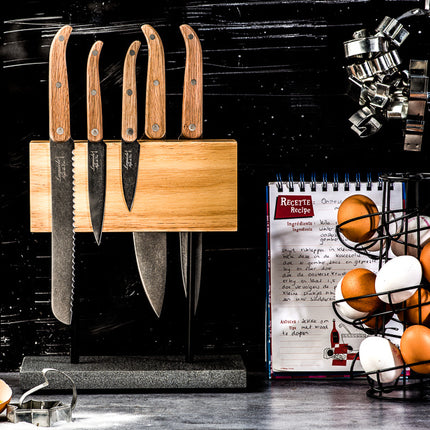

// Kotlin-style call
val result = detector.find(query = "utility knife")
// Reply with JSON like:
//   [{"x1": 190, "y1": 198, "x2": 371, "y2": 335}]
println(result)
[
  {"x1": 49, "y1": 25, "x2": 75, "y2": 325},
  {"x1": 179, "y1": 24, "x2": 204, "y2": 315},
  {"x1": 86, "y1": 40, "x2": 106, "y2": 245},
  {"x1": 121, "y1": 40, "x2": 141, "y2": 211},
  {"x1": 133, "y1": 25, "x2": 167, "y2": 318}
]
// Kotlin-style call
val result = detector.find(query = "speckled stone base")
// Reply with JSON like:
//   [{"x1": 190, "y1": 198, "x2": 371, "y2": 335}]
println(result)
[{"x1": 19, "y1": 355, "x2": 247, "y2": 390}]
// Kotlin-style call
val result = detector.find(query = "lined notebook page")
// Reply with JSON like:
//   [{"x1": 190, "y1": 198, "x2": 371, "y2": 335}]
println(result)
[{"x1": 267, "y1": 181, "x2": 403, "y2": 375}]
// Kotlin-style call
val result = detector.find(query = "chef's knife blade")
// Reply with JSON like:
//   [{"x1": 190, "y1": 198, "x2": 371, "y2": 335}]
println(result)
[
  {"x1": 132, "y1": 25, "x2": 167, "y2": 318},
  {"x1": 49, "y1": 25, "x2": 75, "y2": 325},
  {"x1": 86, "y1": 40, "x2": 106, "y2": 245},
  {"x1": 121, "y1": 40, "x2": 141, "y2": 211},
  {"x1": 179, "y1": 24, "x2": 203, "y2": 314}
]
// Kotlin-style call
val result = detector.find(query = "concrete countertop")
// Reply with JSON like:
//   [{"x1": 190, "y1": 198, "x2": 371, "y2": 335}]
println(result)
[{"x1": 1, "y1": 372, "x2": 429, "y2": 429}]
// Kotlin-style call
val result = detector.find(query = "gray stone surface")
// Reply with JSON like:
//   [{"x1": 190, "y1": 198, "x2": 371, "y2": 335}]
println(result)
[
  {"x1": 2, "y1": 372, "x2": 430, "y2": 429},
  {"x1": 19, "y1": 355, "x2": 247, "y2": 390}
]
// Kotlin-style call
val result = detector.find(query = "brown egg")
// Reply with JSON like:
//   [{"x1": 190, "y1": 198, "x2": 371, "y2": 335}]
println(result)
[
  {"x1": 397, "y1": 288, "x2": 430, "y2": 326},
  {"x1": 0, "y1": 378, "x2": 12, "y2": 414},
  {"x1": 361, "y1": 304, "x2": 394, "y2": 330},
  {"x1": 337, "y1": 195, "x2": 379, "y2": 243},
  {"x1": 341, "y1": 268, "x2": 382, "y2": 313},
  {"x1": 420, "y1": 242, "x2": 430, "y2": 282},
  {"x1": 400, "y1": 325, "x2": 430, "y2": 374}
]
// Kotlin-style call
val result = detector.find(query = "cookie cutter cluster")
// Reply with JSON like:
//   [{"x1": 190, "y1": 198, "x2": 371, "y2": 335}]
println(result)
[{"x1": 344, "y1": 13, "x2": 429, "y2": 151}]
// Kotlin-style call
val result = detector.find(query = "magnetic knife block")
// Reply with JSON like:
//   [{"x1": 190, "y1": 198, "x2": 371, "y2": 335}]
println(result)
[
  {"x1": 24, "y1": 138, "x2": 246, "y2": 391},
  {"x1": 30, "y1": 139, "x2": 237, "y2": 232}
]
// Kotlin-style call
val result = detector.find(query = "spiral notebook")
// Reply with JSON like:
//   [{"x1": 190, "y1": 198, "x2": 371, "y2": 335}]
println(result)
[{"x1": 266, "y1": 174, "x2": 404, "y2": 378}]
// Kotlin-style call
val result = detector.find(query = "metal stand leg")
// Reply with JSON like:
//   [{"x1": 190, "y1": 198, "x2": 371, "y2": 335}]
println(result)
[
  {"x1": 70, "y1": 289, "x2": 80, "y2": 364},
  {"x1": 186, "y1": 232, "x2": 196, "y2": 363}
]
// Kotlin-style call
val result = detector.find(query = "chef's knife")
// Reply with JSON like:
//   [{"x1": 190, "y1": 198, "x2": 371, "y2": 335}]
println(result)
[
  {"x1": 121, "y1": 40, "x2": 141, "y2": 211},
  {"x1": 132, "y1": 25, "x2": 167, "y2": 318},
  {"x1": 49, "y1": 25, "x2": 75, "y2": 325},
  {"x1": 179, "y1": 24, "x2": 203, "y2": 314},
  {"x1": 86, "y1": 40, "x2": 106, "y2": 245}
]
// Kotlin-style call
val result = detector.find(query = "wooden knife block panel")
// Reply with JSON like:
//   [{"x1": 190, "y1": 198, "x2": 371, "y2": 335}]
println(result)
[{"x1": 30, "y1": 139, "x2": 237, "y2": 232}]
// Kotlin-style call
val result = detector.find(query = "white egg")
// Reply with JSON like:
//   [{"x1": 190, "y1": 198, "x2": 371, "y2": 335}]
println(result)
[
  {"x1": 391, "y1": 215, "x2": 430, "y2": 257},
  {"x1": 334, "y1": 278, "x2": 369, "y2": 320},
  {"x1": 375, "y1": 255, "x2": 421, "y2": 304},
  {"x1": 359, "y1": 336, "x2": 404, "y2": 383}
]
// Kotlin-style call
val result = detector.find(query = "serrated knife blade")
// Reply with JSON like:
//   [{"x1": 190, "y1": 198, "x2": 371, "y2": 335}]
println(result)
[
  {"x1": 179, "y1": 24, "x2": 203, "y2": 314},
  {"x1": 132, "y1": 25, "x2": 167, "y2": 318},
  {"x1": 86, "y1": 40, "x2": 106, "y2": 245},
  {"x1": 49, "y1": 25, "x2": 75, "y2": 325}
]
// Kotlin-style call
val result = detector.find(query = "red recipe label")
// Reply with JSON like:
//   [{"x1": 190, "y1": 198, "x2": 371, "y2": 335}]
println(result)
[{"x1": 274, "y1": 195, "x2": 314, "y2": 219}]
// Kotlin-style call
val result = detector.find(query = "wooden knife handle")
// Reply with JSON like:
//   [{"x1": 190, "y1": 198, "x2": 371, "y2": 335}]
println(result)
[
  {"x1": 87, "y1": 40, "x2": 104, "y2": 142},
  {"x1": 122, "y1": 40, "x2": 141, "y2": 142},
  {"x1": 142, "y1": 25, "x2": 166, "y2": 139},
  {"x1": 49, "y1": 25, "x2": 72, "y2": 142},
  {"x1": 180, "y1": 24, "x2": 203, "y2": 139}
]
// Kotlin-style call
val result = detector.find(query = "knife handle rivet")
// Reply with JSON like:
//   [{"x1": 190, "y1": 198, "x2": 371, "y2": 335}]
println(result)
[
  {"x1": 92, "y1": 50, "x2": 99, "y2": 56},
  {"x1": 150, "y1": 34, "x2": 156, "y2": 40},
  {"x1": 59, "y1": 35, "x2": 65, "y2": 41},
  {"x1": 153, "y1": 80, "x2": 159, "y2": 86},
  {"x1": 130, "y1": 50, "x2": 136, "y2": 56},
  {"x1": 56, "y1": 127, "x2": 64, "y2": 135},
  {"x1": 91, "y1": 89, "x2": 97, "y2": 96},
  {"x1": 188, "y1": 34, "x2": 194, "y2": 40},
  {"x1": 56, "y1": 82, "x2": 62, "y2": 88},
  {"x1": 91, "y1": 128, "x2": 99, "y2": 137},
  {"x1": 191, "y1": 79, "x2": 197, "y2": 86},
  {"x1": 189, "y1": 124, "x2": 196, "y2": 131},
  {"x1": 127, "y1": 128, "x2": 134, "y2": 135},
  {"x1": 152, "y1": 124, "x2": 160, "y2": 132},
  {"x1": 126, "y1": 89, "x2": 133, "y2": 96}
]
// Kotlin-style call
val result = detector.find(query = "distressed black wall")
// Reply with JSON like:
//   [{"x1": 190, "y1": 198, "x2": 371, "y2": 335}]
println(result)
[{"x1": 2, "y1": 0, "x2": 430, "y2": 371}]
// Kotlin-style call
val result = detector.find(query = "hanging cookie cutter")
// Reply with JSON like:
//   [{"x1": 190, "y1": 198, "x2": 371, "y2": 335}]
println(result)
[
  {"x1": 6, "y1": 368, "x2": 77, "y2": 427},
  {"x1": 344, "y1": 2, "x2": 430, "y2": 151}
]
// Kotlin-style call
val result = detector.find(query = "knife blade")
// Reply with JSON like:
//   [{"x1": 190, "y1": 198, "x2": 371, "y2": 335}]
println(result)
[
  {"x1": 49, "y1": 25, "x2": 75, "y2": 325},
  {"x1": 121, "y1": 40, "x2": 141, "y2": 211},
  {"x1": 86, "y1": 40, "x2": 106, "y2": 245},
  {"x1": 179, "y1": 24, "x2": 203, "y2": 314},
  {"x1": 132, "y1": 24, "x2": 167, "y2": 318}
]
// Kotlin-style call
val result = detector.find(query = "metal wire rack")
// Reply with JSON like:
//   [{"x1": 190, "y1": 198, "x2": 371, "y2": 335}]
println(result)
[{"x1": 334, "y1": 172, "x2": 430, "y2": 400}]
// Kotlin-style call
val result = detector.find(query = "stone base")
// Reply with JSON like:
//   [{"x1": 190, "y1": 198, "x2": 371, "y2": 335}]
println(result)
[{"x1": 19, "y1": 355, "x2": 247, "y2": 391}]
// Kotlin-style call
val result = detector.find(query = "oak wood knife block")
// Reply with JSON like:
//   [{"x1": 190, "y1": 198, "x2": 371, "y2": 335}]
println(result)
[{"x1": 29, "y1": 139, "x2": 237, "y2": 232}]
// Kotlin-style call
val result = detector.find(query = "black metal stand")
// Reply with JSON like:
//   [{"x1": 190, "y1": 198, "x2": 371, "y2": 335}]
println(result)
[
  {"x1": 70, "y1": 275, "x2": 80, "y2": 364},
  {"x1": 335, "y1": 173, "x2": 430, "y2": 400},
  {"x1": 186, "y1": 232, "x2": 197, "y2": 363}
]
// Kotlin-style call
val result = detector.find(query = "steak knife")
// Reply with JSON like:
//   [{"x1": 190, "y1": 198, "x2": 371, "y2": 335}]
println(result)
[
  {"x1": 179, "y1": 24, "x2": 203, "y2": 314},
  {"x1": 49, "y1": 25, "x2": 75, "y2": 325},
  {"x1": 86, "y1": 40, "x2": 106, "y2": 245},
  {"x1": 121, "y1": 40, "x2": 141, "y2": 211},
  {"x1": 133, "y1": 25, "x2": 167, "y2": 318}
]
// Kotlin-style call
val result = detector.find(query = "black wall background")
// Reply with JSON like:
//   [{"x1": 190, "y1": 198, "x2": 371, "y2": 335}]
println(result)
[{"x1": 2, "y1": 0, "x2": 430, "y2": 372}]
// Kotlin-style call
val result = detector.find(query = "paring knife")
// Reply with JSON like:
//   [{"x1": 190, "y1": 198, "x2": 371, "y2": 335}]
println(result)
[
  {"x1": 86, "y1": 40, "x2": 106, "y2": 245},
  {"x1": 132, "y1": 24, "x2": 167, "y2": 318},
  {"x1": 49, "y1": 25, "x2": 75, "y2": 325},
  {"x1": 179, "y1": 24, "x2": 203, "y2": 314},
  {"x1": 121, "y1": 40, "x2": 141, "y2": 211}
]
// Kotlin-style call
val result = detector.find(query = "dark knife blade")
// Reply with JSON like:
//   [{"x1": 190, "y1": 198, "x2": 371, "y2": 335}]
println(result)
[
  {"x1": 87, "y1": 40, "x2": 106, "y2": 245},
  {"x1": 49, "y1": 25, "x2": 75, "y2": 325},
  {"x1": 132, "y1": 24, "x2": 167, "y2": 318},
  {"x1": 179, "y1": 24, "x2": 204, "y2": 314},
  {"x1": 121, "y1": 40, "x2": 141, "y2": 211}
]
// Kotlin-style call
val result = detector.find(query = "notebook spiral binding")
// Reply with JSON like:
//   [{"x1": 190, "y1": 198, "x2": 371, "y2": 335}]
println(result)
[{"x1": 275, "y1": 172, "x2": 382, "y2": 192}]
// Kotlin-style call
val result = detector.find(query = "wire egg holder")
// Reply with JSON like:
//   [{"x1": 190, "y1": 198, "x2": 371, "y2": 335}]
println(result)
[{"x1": 333, "y1": 173, "x2": 430, "y2": 400}]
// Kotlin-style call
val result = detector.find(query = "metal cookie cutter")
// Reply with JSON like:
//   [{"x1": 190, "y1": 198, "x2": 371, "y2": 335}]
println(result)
[{"x1": 6, "y1": 368, "x2": 77, "y2": 427}]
